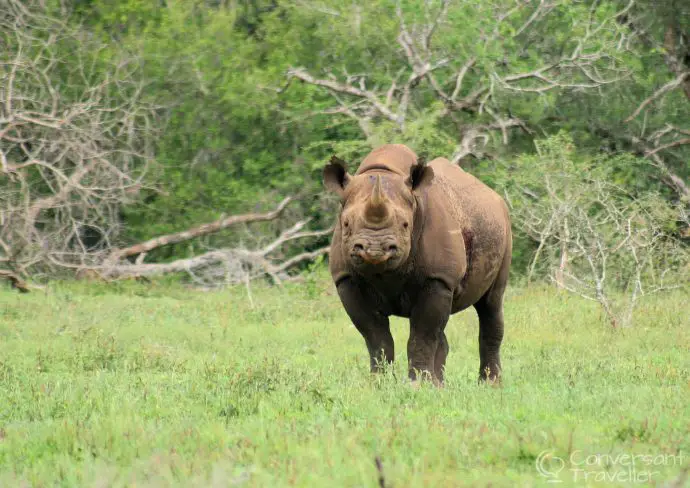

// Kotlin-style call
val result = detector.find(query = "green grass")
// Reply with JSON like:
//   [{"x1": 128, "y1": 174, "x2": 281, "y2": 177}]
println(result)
[{"x1": 0, "y1": 274, "x2": 688, "y2": 487}]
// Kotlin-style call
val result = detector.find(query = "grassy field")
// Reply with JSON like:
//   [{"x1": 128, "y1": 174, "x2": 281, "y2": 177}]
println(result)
[{"x1": 0, "y1": 273, "x2": 688, "y2": 487}]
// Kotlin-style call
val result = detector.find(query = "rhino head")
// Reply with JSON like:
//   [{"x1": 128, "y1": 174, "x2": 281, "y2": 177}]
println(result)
[{"x1": 323, "y1": 155, "x2": 434, "y2": 273}]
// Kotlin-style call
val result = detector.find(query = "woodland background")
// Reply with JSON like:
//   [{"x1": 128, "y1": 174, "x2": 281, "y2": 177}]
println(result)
[{"x1": 1, "y1": 0, "x2": 688, "y2": 308}]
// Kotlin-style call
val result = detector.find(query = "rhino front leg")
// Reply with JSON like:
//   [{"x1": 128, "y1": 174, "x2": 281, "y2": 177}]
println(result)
[
  {"x1": 336, "y1": 279, "x2": 394, "y2": 373},
  {"x1": 408, "y1": 280, "x2": 452, "y2": 385},
  {"x1": 434, "y1": 331, "x2": 449, "y2": 383}
]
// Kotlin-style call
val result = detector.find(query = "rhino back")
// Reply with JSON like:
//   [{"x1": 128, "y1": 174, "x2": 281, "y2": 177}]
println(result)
[
  {"x1": 419, "y1": 158, "x2": 511, "y2": 311},
  {"x1": 355, "y1": 144, "x2": 418, "y2": 176}
]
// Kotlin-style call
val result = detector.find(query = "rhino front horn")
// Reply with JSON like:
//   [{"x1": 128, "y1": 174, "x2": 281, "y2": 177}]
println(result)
[{"x1": 365, "y1": 175, "x2": 389, "y2": 223}]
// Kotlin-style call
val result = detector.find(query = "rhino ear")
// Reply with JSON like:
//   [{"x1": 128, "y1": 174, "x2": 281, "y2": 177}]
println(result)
[
  {"x1": 406, "y1": 156, "x2": 434, "y2": 192},
  {"x1": 323, "y1": 155, "x2": 351, "y2": 197}
]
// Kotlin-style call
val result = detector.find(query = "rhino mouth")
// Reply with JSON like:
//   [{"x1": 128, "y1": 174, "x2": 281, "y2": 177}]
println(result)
[
  {"x1": 359, "y1": 252, "x2": 392, "y2": 265},
  {"x1": 350, "y1": 247, "x2": 400, "y2": 269}
]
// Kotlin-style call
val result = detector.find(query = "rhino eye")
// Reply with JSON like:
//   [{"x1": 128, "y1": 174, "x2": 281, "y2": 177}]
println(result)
[
  {"x1": 343, "y1": 221, "x2": 349, "y2": 228},
  {"x1": 403, "y1": 222, "x2": 409, "y2": 229}
]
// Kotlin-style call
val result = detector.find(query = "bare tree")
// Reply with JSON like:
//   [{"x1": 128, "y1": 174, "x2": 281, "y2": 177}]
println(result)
[
  {"x1": 0, "y1": 0, "x2": 157, "y2": 282},
  {"x1": 506, "y1": 136, "x2": 688, "y2": 327},
  {"x1": 548, "y1": 183, "x2": 686, "y2": 328}
]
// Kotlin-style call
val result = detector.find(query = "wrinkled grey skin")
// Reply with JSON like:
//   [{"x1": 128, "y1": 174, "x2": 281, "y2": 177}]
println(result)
[{"x1": 324, "y1": 144, "x2": 512, "y2": 385}]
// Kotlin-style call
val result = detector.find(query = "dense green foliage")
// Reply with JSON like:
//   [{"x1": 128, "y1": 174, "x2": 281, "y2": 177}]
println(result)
[
  {"x1": 58, "y1": 0, "x2": 690, "y2": 266},
  {"x1": 2, "y1": 0, "x2": 687, "y2": 276},
  {"x1": 0, "y1": 278, "x2": 688, "y2": 485}
]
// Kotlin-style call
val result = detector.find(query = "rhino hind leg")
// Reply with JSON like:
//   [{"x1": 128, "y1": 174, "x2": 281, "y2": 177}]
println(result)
[
  {"x1": 475, "y1": 297, "x2": 504, "y2": 383},
  {"x1": 336, "y1": 279, "x2": 394, "y2": 372},
  {"x1": 474, "y1": 253, "x2": 510, "y2": 383}
]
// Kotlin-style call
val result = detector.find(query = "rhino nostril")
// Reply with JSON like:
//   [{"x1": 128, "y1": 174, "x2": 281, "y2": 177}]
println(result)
[
  {"x1": 387, "y1": 244, "x2": 398, "y2": 253},
  {"x1": 353, "y1": 243, "x2": 364, "y2": 253}
]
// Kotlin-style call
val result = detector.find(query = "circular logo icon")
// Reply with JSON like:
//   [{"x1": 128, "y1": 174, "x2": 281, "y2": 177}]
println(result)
[{"x1": 536, "y1": 450, "x2": 565, "y2": 483}]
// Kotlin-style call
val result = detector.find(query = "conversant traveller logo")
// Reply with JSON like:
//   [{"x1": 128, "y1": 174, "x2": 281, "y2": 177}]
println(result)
[{"x1": 535, "y1": 449, "x2": 685, "y2": 484}]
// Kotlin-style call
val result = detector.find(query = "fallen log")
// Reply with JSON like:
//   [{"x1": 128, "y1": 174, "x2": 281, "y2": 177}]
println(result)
[{"x1": 0, "y1": 270, "x2": 30, "y2": 293}]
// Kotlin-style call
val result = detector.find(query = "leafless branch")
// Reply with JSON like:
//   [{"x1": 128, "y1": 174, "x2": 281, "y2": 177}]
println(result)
[
  {"x1": 287, "y1": 67, "x2": 399, "y2": 124},
  {"x1": 594, "y1": 126, "x2": 689, "y2": 198},
  {"x1": 271, "y1": 246, "x2": 330, "y2": 275},
  {"x1": 662, "y1": 24, "x2": 690, "y2": 101},
  {"x1": 513, "y1": 0, "x2": 552, "y2": 38},
  {"x1": 645, "y1": 137, "x2": 690, "y2": 157},
  {"x1": 625, "y1": 72, "x2": 690, "y2": 122},
  {"x1": 107, "y1": 197, "x2": 295, "y2": 263}
]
